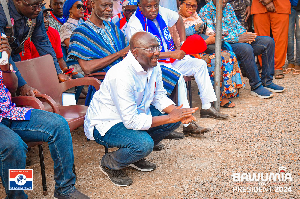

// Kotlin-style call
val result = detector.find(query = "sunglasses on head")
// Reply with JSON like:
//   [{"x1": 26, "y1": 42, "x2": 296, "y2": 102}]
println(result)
[
  {"x1": 76, "y1": 4, "x2": 84, "y2": 9},
  {"x1": 124, "y1": 9, "x2": 136, "y2": 14}
]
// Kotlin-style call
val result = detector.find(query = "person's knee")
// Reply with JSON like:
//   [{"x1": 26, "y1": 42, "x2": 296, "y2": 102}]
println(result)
[
  {"x1": 261, "y1": 36, "x2": 275, "y2": 49},
  {"x1": 196, "y1": 59, "x2": 207, "y2": 68},
  {"x1": 2, "y1": 139, "x2": 27, "y2": 159},
  {"x1": 132, "y1": 135, "x2": 154, "y2": 157}
]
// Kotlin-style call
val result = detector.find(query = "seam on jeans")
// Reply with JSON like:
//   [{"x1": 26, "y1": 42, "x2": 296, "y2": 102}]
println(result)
[{"x1": 254, "y1": 43, "x2": 269, "y2": 86}]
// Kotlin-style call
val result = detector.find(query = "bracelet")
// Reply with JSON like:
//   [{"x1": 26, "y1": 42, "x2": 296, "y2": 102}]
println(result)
[
  {"x1": 180, "y1": 41, "x2": 185, "y2": 46},
  {"x1": 1, "y1": 64, "x2": 14, "y2": 73}
]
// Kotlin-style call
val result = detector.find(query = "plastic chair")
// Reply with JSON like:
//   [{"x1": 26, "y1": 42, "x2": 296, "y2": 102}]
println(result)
[
  {"x1": 15, "y1": 54, "x2": 101, "y2": 131},
  {"x1": 13, "y1": 54, "x2": 100, "y2": 195}
]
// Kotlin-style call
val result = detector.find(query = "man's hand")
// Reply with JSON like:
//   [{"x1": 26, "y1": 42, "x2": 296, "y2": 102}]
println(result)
[
  {"x1": 238, "y1": 32, "x2": 257, "y2": 44},
  {"x1": 205, "y1": 34, "x2": 216, "y2": 45},
  {"x1": 0, "y1": 37, "x2": 11, "y2": 59},
  {"x1": 58, "y1": 73, "x2": 71, "y2": 82},
  {"x1": 259, "y1": 0, "x2": 272, "y2": 6},
  {"x1": 266, "y1": 2, "x2": 276, "y2": 12},
  {"x1": 118, "y1": 46, "x2": 130, "y2": 58},
  {"x1": 245, "y1": 6, "x2": 251, "y2": 21},
  {"x1": 19, "y1": 84, "x2": 40, "y2": 96},
  {"x1": 168, "y1": 105, "x2": 198, "y2": 123},
  {"x1": 170, "y1": 50, "x2": 186, "y2": 60}
]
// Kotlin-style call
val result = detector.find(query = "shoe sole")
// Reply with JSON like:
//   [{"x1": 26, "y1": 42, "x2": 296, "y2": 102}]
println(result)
[
  {"x1": 264, "y1": 87, "x2": 285, "y2": 93},
  {"x1": 129, "y1": 164, "x2": 155, "y2": 172},
  {"x1": 183, "y1": 129, "x2": 210, "y2": 136},
  {"x1": 200, "y1": 115, "x2": 228, "y2": 120},
  {"x1": 164, "y1": 136, "x2": 184, "y2": 140},
  {"x1": 100, "y1": 166, "x2": 131, "y2": 187},
  {"x1": 250, "y1": 91, "x2": 274, "y2": 99}
]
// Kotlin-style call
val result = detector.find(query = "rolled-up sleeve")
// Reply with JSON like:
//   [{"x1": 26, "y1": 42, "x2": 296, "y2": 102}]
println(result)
[
  {"x1": 109, "y1": 76, "x2": 153, "y2": 131},
  {"x1": 151, "y1": 66, "x2": 175, "y2": 112}
]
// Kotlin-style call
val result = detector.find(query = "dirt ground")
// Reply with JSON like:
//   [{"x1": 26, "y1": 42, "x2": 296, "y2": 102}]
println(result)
[{"x1": 0, "y1": 73, "x2": 299, "y2": 198}]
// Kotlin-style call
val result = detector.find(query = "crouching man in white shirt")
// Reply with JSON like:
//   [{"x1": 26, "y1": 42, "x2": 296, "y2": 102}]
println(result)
[{"x1": 84, "y1": 32, "x2": 198, "y2": 186}]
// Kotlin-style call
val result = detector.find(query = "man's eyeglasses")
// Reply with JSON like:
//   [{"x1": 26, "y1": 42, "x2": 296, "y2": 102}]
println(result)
[
  {"x1": 124, "y1": 9, "x2": 136, "y2": 14},
  {"x1": 184, "y1": 2, "x2": 197, "y2": 10},
  {"x1": 135, "y1": 46, "x2": 162, "y2": 53},
  {"x1": 22, "y1": 0, "x2": 46, "y2": 10},
  {"x1": 76, "y1": 4, "x2": 84, "y2": 9}
]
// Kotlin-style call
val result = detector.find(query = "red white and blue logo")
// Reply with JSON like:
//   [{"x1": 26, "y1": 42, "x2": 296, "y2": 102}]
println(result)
[{"x1": 9, "y1": 169, "x2": 33, "y2": 190}]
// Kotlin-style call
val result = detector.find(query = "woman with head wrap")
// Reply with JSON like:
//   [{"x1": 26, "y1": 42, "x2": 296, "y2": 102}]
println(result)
[
  {"x1": 60, "y1": 0, "x2": 85, "y2": 49},
  {"x1": 59, "y1": 0, "x2": 85, "y2": 76},
  {"x1": 111, "y1": 0, "x2": 138, "y2": 34}
]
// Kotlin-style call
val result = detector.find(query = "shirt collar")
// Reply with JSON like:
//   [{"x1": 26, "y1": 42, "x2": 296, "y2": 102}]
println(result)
[
  {"x1": 127, "y1": 50, "x2": 155, "y2": 75},
  {"x1": 8, "y1": 0, "x2": 25, "y2": 21}
]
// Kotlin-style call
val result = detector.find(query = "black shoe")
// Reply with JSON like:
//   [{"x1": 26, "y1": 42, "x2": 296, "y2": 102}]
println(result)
[
  {"x1": 164, "y1": 131, "x2": 184, "y2": 140},
  {"x1": 153, "y1": 142, "x2": 164, "y2": 151},
  {"x1": 183, "y1": 121, "x2": 210, "y2": 136},
  {"x1": 54, "y1": 188, "x2": 89, "y2": 199},
  {"x1": 100, "y1": 165, "x2": 133, "y2": 186},
  {"x1": 200, "y1": 107, "x2": 229, "y2": 120},
  {"x1": 129, "y1": 158, "x2": 156, "y2": 171}
]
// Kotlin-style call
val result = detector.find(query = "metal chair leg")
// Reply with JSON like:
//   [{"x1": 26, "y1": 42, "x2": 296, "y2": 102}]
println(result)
[
  {"x1": 187, "y1": 80, "x2": 192, "y2": 108},
  {"x1": 38, "y1": 144, "x2": 48, "y2": 196}
]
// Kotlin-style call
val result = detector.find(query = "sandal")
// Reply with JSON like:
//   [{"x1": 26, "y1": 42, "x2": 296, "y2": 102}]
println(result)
[
  {"x1": 220, "y1": 100, "x2": 235, "y2": 108},
  {"x1": 283, "y1": 63, "x2": 294, "y2": 74},
  {"x1": 283, "y1": 68, "x2": 293, "y2": 74},
  {"x1": 292, "y1": 68, "x2": 300, "y2": 75},
  {"x1": 274, "y1": 69, "x2": 284, "y2": 79}
]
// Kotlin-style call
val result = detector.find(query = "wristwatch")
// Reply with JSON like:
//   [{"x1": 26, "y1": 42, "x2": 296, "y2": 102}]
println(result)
[{"x1": 1, "y1": 64, "x2": 14, "y2": 73}]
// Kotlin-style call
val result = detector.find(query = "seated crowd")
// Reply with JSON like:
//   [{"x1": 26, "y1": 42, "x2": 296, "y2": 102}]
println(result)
[{"x1": 0, "y1": 0, "x2": 293, "y2": 198}]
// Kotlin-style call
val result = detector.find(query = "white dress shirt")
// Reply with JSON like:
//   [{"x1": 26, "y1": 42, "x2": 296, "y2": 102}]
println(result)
[
  {"x1": 125, "y1": 6, "x2": 179, "y2": 46},
  {"x1": 84, "y1": 51, "x2": 175, "y2": 140}
]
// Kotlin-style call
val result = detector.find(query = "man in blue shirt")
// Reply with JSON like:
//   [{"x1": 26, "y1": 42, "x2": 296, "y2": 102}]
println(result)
[
  {"x1": 200, "y1": 0, "x2": 285, "y2": 99},
  {"x1": 0, "y1": 0, "x2": 69, "y2": 96}
]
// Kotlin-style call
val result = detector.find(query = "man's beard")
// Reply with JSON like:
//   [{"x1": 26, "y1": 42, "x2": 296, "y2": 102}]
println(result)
[{"x1": 94, "y1": 11, "x2": 111, "y2": 21}]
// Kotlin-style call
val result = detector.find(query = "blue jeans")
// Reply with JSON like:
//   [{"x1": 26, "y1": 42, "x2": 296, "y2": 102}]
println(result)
[
  {"x1": 287, "y1": 7, "x2": 300, "y2": 65},
  {"x1": 93, "y1": 106, "x2": 181, "y2": 170},
  {"x1": 230, "y1": 36, "x2": 275, "y2": 90},
  {"x1": 0, "y1": 109, "x2": 76, "y2": 199}
]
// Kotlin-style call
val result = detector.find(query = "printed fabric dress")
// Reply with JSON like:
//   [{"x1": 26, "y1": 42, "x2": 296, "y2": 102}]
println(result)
[{"x1": 182, "y1": 12, "x2": 244, "y2": 99}]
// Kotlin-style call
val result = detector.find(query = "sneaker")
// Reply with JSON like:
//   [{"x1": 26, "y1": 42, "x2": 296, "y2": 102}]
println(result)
[
  {"x1": 164, "y1": 131, "x2": 184, "y2": 140},
  {"x1": 264, "y1": 83, "x2": 285, "y2": 93},
  {"x1": 54, "y1": 188, "x2": 89, "y2": 199},
  {"x1": 100, "y1": 165, "x2": 133, "y2": 186},
  {"x1": 129, "y1": 158, "x2": 156, "y2": 172},
  {"x1": 153, "y1": 142, "x2": 164, "y2": 151},
  {"x1": 250, "y1": 85, "x2": 274, "y2": 99}
]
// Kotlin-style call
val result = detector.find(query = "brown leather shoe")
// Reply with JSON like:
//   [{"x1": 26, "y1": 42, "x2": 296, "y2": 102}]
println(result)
[
  {"x1": 200, "y1": 107, "x2": 229, "y2": 120},
  {"x1": 164, "y1": 131, "x2": 184, "y2": 140},
  {"x1": 183, "y1": 121, "x2": 210, "y2": 136}
]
